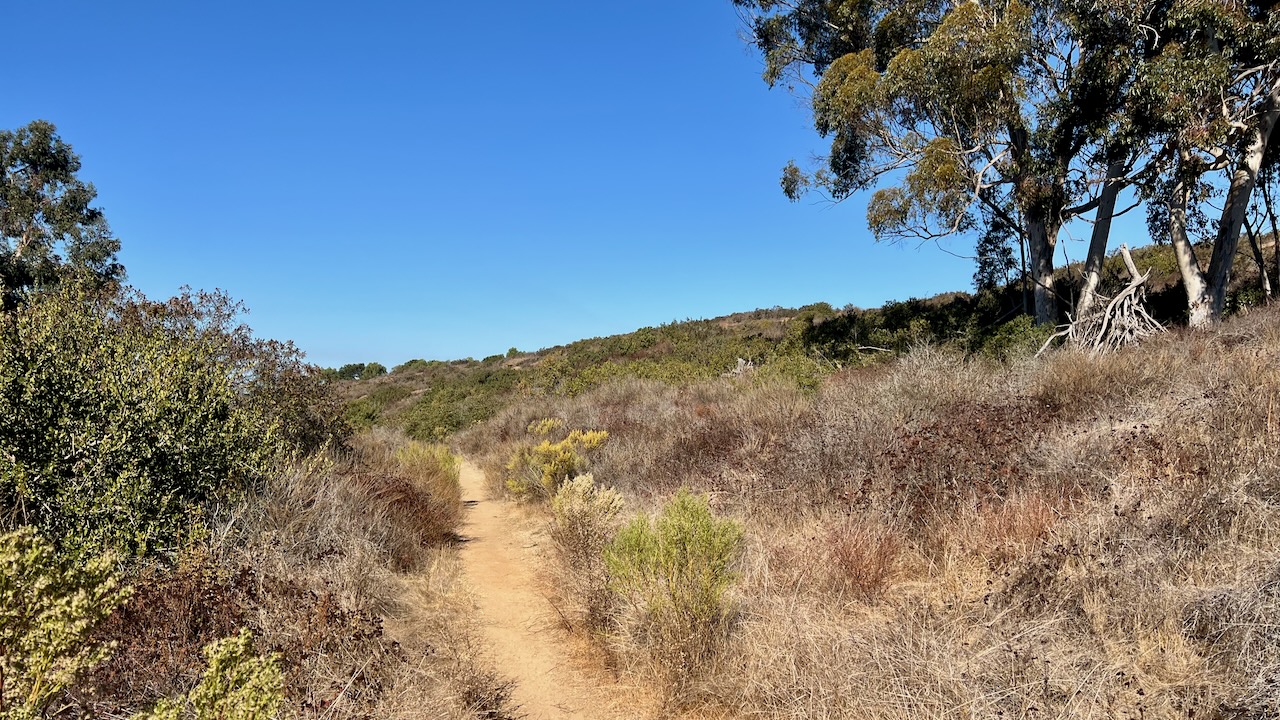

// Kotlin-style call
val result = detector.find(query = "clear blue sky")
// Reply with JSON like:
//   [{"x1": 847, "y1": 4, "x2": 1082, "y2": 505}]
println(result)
[{"x1": 2, "y1": 1, "x2": 1091, "y2": 368}]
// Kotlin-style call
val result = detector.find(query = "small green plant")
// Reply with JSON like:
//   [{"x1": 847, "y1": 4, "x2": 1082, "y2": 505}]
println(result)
[
  {"x1": 604, "y1": 489, "x2": 743, "y2": 685},
  {"x1": 131, "y1": 629, "x2": 283, "y2": 720},
  {"x1": 0, "y1": 527, "x2": 132, "y2": 718},
  {"x1": 978, "y1": 314, "x2": 1053, "y2": 360},
  {"x1": 505, "y1": 430, "x2": 608, "y2": 497}
]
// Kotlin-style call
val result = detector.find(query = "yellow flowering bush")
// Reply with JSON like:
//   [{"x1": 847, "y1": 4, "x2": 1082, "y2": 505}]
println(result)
[{"x1": 505, "y1": 429, "x2": 608, "y2": 498}]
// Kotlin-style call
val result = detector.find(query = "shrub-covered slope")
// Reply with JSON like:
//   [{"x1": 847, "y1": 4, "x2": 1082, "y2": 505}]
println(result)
[{"x1": 457, "y1": 301, "x2": 1280, "y2": 718}]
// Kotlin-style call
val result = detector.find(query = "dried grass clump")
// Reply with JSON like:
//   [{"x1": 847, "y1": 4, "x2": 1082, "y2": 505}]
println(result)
[
  {"x1": 549, "y1": 474, "x2": 624, "y2": 630},
  {"x1": 824, "y1": 515, "x2": 902, "y2": 601}
]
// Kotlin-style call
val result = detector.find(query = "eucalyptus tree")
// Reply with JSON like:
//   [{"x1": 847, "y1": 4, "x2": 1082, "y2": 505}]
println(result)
[
  {"x1": 0, "y1": 120, "x2": 122, "y2": 310},
  {"x1": 1129, "y1": 0, "x2": 1279, "y2": 325},
  {"x1": 734, "y1": 0, "x2": 1147, "y2": 323}
]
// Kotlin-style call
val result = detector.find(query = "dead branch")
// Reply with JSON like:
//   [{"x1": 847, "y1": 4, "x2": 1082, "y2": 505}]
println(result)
[{"x1": 1037, "y1": 244, "x2": 1166, "y2": 357}]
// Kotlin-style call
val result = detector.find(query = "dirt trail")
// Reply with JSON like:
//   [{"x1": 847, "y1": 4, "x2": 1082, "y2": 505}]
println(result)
[{"x1": 456, "y1": 460, "x2": 657, "y2": 720}]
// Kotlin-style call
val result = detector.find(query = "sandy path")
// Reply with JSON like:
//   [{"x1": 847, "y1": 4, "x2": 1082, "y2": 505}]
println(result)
[{"x1": 456, "y1": 460, "x2": 656, "y2": 720}]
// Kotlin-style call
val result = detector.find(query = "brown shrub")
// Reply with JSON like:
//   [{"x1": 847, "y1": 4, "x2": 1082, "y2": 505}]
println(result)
[
  {"x1": 825, "y1": 516, "x2": 902, "y2": 601},
  {"x1": 68, "y1": 431, "x2": 510, "y2": 720}
]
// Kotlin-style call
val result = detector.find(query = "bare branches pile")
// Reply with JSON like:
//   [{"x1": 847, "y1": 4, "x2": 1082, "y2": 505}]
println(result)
[{"x1": 1039, "y1": 244, "x2": 1165, "y2": 356}]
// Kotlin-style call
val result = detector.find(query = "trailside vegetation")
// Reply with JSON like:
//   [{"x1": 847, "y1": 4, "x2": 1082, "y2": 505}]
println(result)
[{"x1": 0, "y1": 120, "x2": 517, "y2": 720}]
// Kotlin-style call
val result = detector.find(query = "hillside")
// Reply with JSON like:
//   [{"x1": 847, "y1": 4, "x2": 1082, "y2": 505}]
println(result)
[
  {"x1": 342, "y1": 238, "x2": 1279, "y2": 442},
  {"x1": 452, "y1": 300, "x2": 1280, "y2": 718}
]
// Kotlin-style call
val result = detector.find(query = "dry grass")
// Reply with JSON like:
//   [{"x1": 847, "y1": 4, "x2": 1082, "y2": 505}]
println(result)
[
  {"x1": 464, "y1": 305, "x2": 1280, "y2": 717},
  {"x1": 70, "y1": 428, "x2": 517, "y2": 720}
]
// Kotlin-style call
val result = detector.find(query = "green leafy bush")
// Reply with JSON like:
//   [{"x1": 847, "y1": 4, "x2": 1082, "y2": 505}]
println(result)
[
  {"x1": 978, "y1": 314, "x2": 1054, "y2": 360},
  {"x1": 604, "y1": 489, "x2": 742, "y2": 685},
  {"x1": 0, "y1": 527, "x2": 131, "y2": 718},
  {"x1": 130, "y1": 629, "x2": 283, "y2": 720},
  {"x1": 0, "y1": 285, "x2": 333, "y2": 557}
]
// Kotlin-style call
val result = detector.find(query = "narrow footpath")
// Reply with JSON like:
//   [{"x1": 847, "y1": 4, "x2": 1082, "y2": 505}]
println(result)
[{"x1": 455, "y1": 460, "x2": 657, "y2": 720}]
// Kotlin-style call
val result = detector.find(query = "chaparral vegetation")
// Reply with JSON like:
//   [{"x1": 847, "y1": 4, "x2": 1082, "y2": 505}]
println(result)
[{"x1": 4, "y1": 0, "x2": 1280, "y2": 715}]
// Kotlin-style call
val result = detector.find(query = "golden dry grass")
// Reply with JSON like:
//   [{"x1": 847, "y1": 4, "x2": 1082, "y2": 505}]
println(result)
[{"x1": 463, "y1": 305, "x2": 1280, "y2": 718}]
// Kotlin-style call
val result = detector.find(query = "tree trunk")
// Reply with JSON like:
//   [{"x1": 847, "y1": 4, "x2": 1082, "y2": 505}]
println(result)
[
  {"x1": 1261, "y1": 172, "x2": 1279, "y2": 291},
  {"x1": 1200, "y1": 80, "x2": 1280, "y2": 323},
  {"x1": 1076, "y1": 156, "x2": 1127, "y2": 318},
  {"x1": 1167, "y1": 155, "x2": 1213, "y2": 327},
  {"x1": 1025, "y1": 217, "x2": 1059, "y2": 324},
  {"x1": 1017, "y1": 234, "x2": 1029, "y2": 315},
  {"x1": 1245, "y1": 217, "x2": 1272, "y2": 300}
]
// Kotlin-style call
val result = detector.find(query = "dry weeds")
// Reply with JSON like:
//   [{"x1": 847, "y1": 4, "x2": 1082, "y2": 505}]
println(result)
[
  {"x1": 465, "y1": 305, "x2": 1280, "y2": 718},
  {"x1": 69, "y1": 428, "x2": 516, "y2": 720}
]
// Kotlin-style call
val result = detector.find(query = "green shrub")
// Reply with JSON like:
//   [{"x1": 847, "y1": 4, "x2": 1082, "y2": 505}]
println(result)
[
  {"x1": 345, "y1": 385, "x2": 412, "y2": 429},
  {"x1": 755, "y1": 354, "x2": 829, "y2": 391},
  {"x1": 978, "y1": 314, "x2": 1054, "y2": 360},
  {"x1": 392, "y1": 358, "x2": 433, "y2": 373},
  {"x1": 0, "y1": 285, "x2": 329, "y2": 557},
  {"x1": 505, "y1": 430, "x2": 608, "y2": 498},
  {"x1": 130, "y1": 629, "x2": 283, "y2": 720},
  {"x1": 0, "y1": 527, "x2": 131, "y2": 718},
  {"x1": 604, "y1": 489, "x2": 742, "y2": 685}
]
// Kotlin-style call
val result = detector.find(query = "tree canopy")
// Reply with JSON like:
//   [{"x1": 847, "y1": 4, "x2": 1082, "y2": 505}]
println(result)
[
  {"x1": 0, "y1": 120, "x2": 123, "y2": 309},
  {"x1": 737, "y1": 0, "x2": 1146, "y2": 323},
  {"x1": 735, "y1": 0, "x2": 1280, "y2": 327}
]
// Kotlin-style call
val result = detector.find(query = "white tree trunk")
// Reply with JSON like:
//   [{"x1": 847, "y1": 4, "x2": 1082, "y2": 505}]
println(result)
[
  {"x1": 1201, "y1": 79, "x2": 1280, "y2": 322},
  {"x1": 1026, "y1": 218, "x2": 1059, "y2": 324},
  {"x1": 1167, "y1": 156, "x2": 1213, "y2": 327},
  {"x1": 1076, "y1": 157, "x2": 1127, "y2": 318}
]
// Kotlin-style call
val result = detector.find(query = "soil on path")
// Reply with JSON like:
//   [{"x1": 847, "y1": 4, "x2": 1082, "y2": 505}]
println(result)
[{"x1": 456, "y1": 460, "x2": 658, "y2": 720}]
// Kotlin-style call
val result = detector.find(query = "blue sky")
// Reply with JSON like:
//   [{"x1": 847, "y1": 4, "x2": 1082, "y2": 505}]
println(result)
[{"x1": 0, "y1": 1, "x2": 1092, "y2": 367}]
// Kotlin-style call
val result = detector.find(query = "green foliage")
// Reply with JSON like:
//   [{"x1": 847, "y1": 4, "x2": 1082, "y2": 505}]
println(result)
[
  {"x1": 0, "y1": 527, "x2": 131, "y2": 718},
  {"x1": 0, "y1": 120, "x2": 123, "y2": 310},
  {"x1": 130, "y1": 629, "x2": 283, "y2": 720},
  {"x1": 399, "y1": 366, "x2": 520, "y2": 441},
  {"x1": 978, "y1": 315, "x2": 1054, "y2": 361},
  {"x1": 604, "y1": 489, "x2": 743, "y2": 679},
  {"x1": 328, "y1": 362, "x2": 386, "y2": 381},
  {"x1": 392, "y1": 358, "x2": 434, "y2": 373},
  {"x1": 506, "y1": 430, "x2": 609, "y2": 498},
  {"x1": 345, "y1": 385, "x2": 412, "y2": 430},
  {"x1": 755, "y1": 354, "x2": 829, "y2": 391},
  {"x1": 0, "y1": 285, "x2": 331, "y2": 557}
]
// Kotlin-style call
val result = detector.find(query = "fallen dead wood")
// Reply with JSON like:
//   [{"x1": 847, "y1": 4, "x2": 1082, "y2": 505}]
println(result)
[{"x1": 1038, "y1": 244, "x2": 1165, "y2": 356}]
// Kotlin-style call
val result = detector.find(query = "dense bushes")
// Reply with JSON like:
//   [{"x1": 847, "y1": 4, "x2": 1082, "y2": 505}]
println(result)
[
  {"x1": 457, "y1": 304, "x2": 1280, "y2": 717},
  {"x1": 505, "y1": 428, "x2": 608, "y2": 497},
  {"x1": 0, "y1": 286, "x2": 281, "y2": 556}
]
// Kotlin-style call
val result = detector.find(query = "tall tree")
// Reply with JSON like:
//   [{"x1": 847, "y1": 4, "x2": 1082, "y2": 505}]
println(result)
[
  {"x1": 735, "y1": 0, "x2": 1147, "y2": 324},
  {"x1": 0, "y1": 120, "x2": 123, "y2": 310},
  {"x1": 1132, "y1": 0, "x2": 1279, "y2": 326}
]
